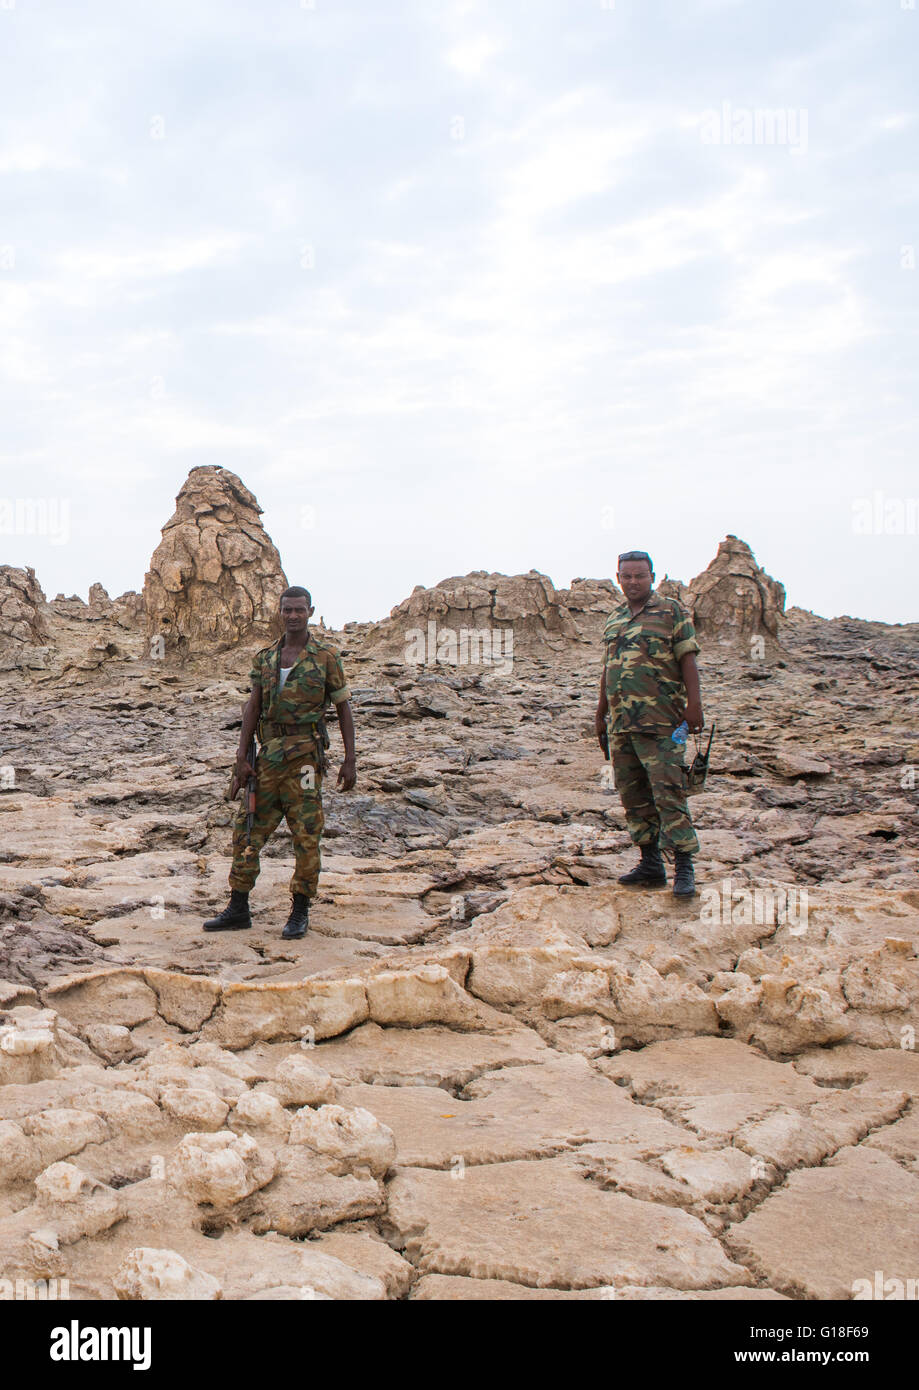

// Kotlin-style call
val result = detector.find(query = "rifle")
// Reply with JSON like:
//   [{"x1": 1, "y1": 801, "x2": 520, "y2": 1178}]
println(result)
[
  {"x1": 245, "y1": 736, "x2": 258, "y2": 847},
  {"x1": 601, "y1": 713, "x2": 614, "y2": 791},
  {"x1": 315, "y1": 715, "x2": 330, "y2": 778}
]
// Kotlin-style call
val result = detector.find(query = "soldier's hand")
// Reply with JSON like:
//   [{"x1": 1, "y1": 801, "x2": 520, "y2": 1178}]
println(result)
[
  {"x1": 231, "y1": 756, "x2": 255, "y2": 798},
  {"x1": 337, "y1": 756, "x2": 356, "y2": 791},
  {"x1": 595, "y1": 711, "x2": 609, "y2": 755},
  {"x1": 685, "y1": 700, "x2": 704, "y2": 733}
]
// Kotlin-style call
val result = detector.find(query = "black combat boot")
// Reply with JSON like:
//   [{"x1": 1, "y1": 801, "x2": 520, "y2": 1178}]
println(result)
[
  {"x1": 672, "y1": 850, "x2": 696, "y2": 897},
  {"x1": 203, "y1": 889, "x2": 252, "y2": 932},
  {"x1": 618, "y1": 841, "x2": 667, "y2": 887},
  {"x1": 281, "y1": 893, "x2": 310, "y2": 939}
]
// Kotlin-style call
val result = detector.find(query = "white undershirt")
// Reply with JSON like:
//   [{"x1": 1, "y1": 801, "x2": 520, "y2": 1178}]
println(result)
[{"x1": 279, "y1": 666, "x2": 294, "y2": 690}]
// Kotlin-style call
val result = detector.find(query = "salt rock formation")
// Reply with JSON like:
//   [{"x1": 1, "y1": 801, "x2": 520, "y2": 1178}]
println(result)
[
  {"x1": 49, "y1": 587, "x2": 144, "y2": 629},
  {"x1": 114, "y1": 1247, "x2": 222, "y2": 1301},
  {"x1": 113, "y1": 590, "x2": 145, "y2": 623},
  {"x1": 288, "y1": 1104, "x2": 396, "y2": 1177},
  {"x1": 656, "y1": 577, "x2": 692, "y2": 607},
  {"x1": 363, "y1": 571, "x2": 623, "y2": 660},
  {"x1": 362, "y1": 539, "x2": 784, "y2": 660},
  {"x1": 166, "y1": 1130, "x2": 277, "y2": 1206},
  {"x1": 0, "y1": 1006, "x2": 63, "y2": 1085},
  {"x1": 0, "y1": 566, "x2": 51, "y2": 668},
  {"x1": 265, "y1": 1055, "x2": 337, "y2": 1107},
  {"x1": 687, "y1": 536, "x2": 785, "y2": 648},
  {"x1": 143, "y1": 466, "x2": 287, "y2": 655},
  {"x1": 554, "y1": 578, "x2": 622, "y2": 644},
  {"x1": 87, "y1": 583, "x2": 114, "y2": 617},
  {"x1": 364, "y1": 571, "x2": 574, "y2": 660}
]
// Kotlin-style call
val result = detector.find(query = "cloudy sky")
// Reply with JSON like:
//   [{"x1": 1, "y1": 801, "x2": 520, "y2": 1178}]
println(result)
[{"x1": 0, "y1": 0, "x2": 915, "y2": 627}]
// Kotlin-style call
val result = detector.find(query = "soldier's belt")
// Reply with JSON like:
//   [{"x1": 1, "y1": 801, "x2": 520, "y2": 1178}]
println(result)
[{"x1": 262, "y1": 721, "x2": 320, "y2": 738}]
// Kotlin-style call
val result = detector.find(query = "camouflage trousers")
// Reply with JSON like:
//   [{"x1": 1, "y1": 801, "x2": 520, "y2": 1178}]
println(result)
[
  {"x1": 611, "y1": 731, "x2": 700, "y2": 855},
  {"x1": 228, "y1": 753, "x2": 324, "y2": 899}
]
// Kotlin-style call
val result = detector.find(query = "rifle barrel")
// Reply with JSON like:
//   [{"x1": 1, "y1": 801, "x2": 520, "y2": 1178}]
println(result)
[{"x1": 245, "y1": 736, "x2": 257, "y2": 842}]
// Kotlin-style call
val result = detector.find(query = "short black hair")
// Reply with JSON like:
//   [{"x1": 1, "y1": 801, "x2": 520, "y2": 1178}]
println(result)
[
  {"x1": 617, "y1": 550, "x2": 653, "y2": 573},
  {"x1": 280, "y1": 586, "x2": 312, "y2": 605}
]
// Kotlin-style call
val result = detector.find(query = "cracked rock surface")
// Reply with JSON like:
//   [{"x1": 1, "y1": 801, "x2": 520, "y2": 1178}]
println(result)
[{"x1": 0, "y1": 540, "x2": 917, "y2": 1299}]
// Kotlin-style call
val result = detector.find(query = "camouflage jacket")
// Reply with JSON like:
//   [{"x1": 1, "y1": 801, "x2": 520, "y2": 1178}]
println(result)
[
  {"x1": 250, "y1": 632, "x2": 351, "y2": 769},
  {"x1": 603, "y1": 592, "x2": 699, "y2": 734}
]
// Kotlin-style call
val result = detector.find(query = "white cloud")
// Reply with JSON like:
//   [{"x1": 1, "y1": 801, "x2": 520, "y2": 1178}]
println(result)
[
  {"x1": 54, "y1": 236, "x2": 247, "y2": 281},
  {"x1": 0, "y1": 145, "x2": 79, "y2": 174},
  {"x1": 445, "y1": 33, "x2": 503, "y2": 78}
]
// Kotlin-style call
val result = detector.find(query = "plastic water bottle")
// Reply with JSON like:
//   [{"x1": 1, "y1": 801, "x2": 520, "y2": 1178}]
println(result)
[{"x1": 671, "y1": 720, "x2": 689, "y2": 746}]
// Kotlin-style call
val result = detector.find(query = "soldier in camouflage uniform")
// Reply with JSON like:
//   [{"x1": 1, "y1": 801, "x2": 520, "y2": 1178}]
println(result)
[
  {"x1": 203, "y1": 586, "x2": 356, "y2": 939},
  {"x1": 596, "y1": 551, "x2": 703, "y2": 896}
]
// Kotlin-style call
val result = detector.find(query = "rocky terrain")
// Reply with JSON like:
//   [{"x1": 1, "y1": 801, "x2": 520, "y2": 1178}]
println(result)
[{"x1": 0, "y1": 467, "x2": 916, "y2": 1301}]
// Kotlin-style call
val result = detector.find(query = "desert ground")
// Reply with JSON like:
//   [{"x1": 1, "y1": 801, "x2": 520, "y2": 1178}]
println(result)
[{"x1": 1, "y1": 467, "x2": 916, "y2": 1301}]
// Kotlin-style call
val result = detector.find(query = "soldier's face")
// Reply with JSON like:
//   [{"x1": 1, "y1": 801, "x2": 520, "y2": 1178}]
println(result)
[
  {"x1": 280, "y1": 599, "x2": 313, "y2": 630},
  {"x1": 617, "y1": 561, "x2": 653, "y2": 603}
]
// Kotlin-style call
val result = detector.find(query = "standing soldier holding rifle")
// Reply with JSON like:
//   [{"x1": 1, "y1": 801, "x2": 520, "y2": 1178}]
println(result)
[{"x1": 203, "y1": 586, "x2": 356, "y2": 939}]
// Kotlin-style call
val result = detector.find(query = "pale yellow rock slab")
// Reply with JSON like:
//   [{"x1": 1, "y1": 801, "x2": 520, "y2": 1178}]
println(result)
[
  {"x1": 467, "y1": 884, "x2": 621, "y2": 949},
  {"x1": 312, "y1": 1020, "x2": 551, "y2": 1089},
  {"x1": 365, "y1": 965, "x2": 485, "y2": 1030},
  {"x1": 2, "y1": 795, "x2": 149, "y2": 863},
  {"x1": 387, "y1": 1157, "x2": 754, "y2": 1290},
  {"x1": 143, "y1": 969, "x2": 222, "y2": 1031},
  {"x1": 734, "y1": 1086, "x2": 907, "y2": 1171},
  {"x1": 597, "y1": 1036, "x2": 827, "y2": 1141},
  {"x1": 861, "y1": 1107, "x2": 919, "y2": 1173},
  {"x1": 658, "y1": 1146, "x2": 758, "y2": 1204},
  {"x1": 598, "y1": 1036, "x2": 823, "y2": 1103},
  {"x1": 724, "y1": 1147, "x2": 919, "y2": 1299},
  {"x1": 314, "y1": 895, "x2": 434, "y2": 945},
  {"x1": 42, "y1": 852, "x2": 205, "y2": 921},
  {"x1": 339, "y1": 1055, "x2": 687, "y2": 1168},
  {"x1": 309, "y1": 1231, "x2": 415, "y2": 1298},
  {"x1": 44, "y1": 970, "x2": 159, "y2": 1030},
  {"x1": 201, "y1": 978, "x2": 369, "y2": 1048}
]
